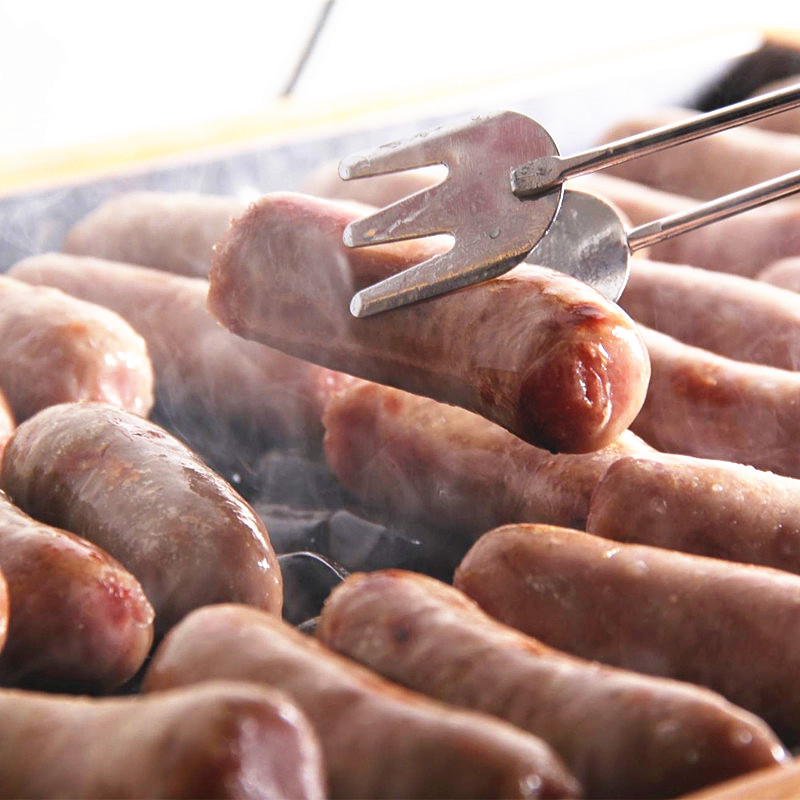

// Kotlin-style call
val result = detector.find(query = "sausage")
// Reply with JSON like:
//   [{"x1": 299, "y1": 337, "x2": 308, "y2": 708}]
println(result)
[
  {"x1": 599, "y1": 108, "x2": 800, "y2": 199},
  {"x1": 62, "y1": 191, "x2": 246, "y2": 277},
  {"x1": 0, "y1": 489, "x2": 153, "y2": 690},
  {"x1": 0, "y1": 680, "x2": 326, "y2": 799},
  {"x1": 0, "y1": 568, "x2": 6, "y2": 656},
  {"x1": 318, "y1": 568, "x2": 785, "y2": 799},
  {"x1": 323, "y1": 379, "x2": 653, "y2": 538},
  {"x1": 758, "y1": 255, "x2": 800, "y2": 292},
  {"x1": 0, "y1": 392, "x2": 13, "y2": 462},
  {"x1": 680, "y1": 761, "x2": 800, "y2": 799},
  {"x1": 630, "y1": 326, "x2": 800, "y2": 477},
  {"x1": 454, "y1": 522, "x2": 800, "y2": 742},
  {"x1": 576, "y1": 173, "x2": 800, "y2": 277},
  {"x1": 586, "y1": 451, "x2": 800, "y2": 575},
  {"x1": 620, "y1": 260, "x2": 800, "y2": 370},
  {"x1": 208, "y1": 192, "x2": 651, "y2": 453},
  {"x1": 9, "y1": 253, "x2": 353, "y2": 453},
  {"x1": 0, "y1": 275, "x2": 153, "y2": 422},
  {"x1": 0, "y1": 402, "x2": 282, "y2": 635},
  {"x1": 143, "y1": 603, "x2": 582, "y2": 799}
]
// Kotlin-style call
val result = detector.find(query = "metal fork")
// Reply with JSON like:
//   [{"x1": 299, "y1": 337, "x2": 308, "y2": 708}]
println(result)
[{"x1": 340, "y1": 82, "x2": 800, "y2": 317}]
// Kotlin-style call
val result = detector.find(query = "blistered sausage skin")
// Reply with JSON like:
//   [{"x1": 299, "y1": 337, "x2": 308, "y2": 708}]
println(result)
[
  {"x1": 600, "y1": 109, "x2": 800, "y2": 199},
  {"x1": 0, "y1": 490, "x2": 153, "y2": 690},
  {"x1": 143, "y1": 603, "x2": 582, "y2": 800},
  {"x1": 455, "y1": 523, "x2": 800, "y2": 742},
  {"x1": 319, "y1": 570, "x2": 786, "y2": 799},
  {"x1": 10, "y1": 253, "x2": 353, "y2": 451},
  {"x1": 0, "y1": 681, "x2": 326, "y2": 799},
  {"x1": 0, "y1": 275, "x2": 153, "y2": 422},
  {"x1": 758, "y1": 255, "x2": 800, "y2": 292},
  {"x1": 631, "y1": 326, "x2": 800, "y2": 478},
  {"x1": 1, "y1": 402, "x2": 282, "y2": 636},
  {"x1": 62, "y1": 191, "x2": 247, "y2": 277},
  {"x1": 209, "y1": 192, "x2": 650, "y2": 453},
  {"x1": 323, "y1": 380, "x2": 653, "y2": 539}
]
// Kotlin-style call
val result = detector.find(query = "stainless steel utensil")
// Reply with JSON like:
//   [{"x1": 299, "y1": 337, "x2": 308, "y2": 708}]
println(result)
[{"x1": 340, "y1": 82, "x2": 800, "y2": 317}]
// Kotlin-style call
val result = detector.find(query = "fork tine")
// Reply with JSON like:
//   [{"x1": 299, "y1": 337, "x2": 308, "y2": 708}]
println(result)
[{"x1": 343, "y1": 183, "x2": 453, "y2": 247}]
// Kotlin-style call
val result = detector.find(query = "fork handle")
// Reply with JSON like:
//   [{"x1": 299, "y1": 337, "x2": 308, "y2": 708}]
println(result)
[{"x1": 512, "y1": 81, "x2": 800, "y2": 197}]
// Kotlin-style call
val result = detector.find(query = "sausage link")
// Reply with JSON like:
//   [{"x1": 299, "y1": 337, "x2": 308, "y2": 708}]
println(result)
[
  {"x1": 456, "y1": 522, "x2": 800, "y2": 742},
  {"x1": 0, "y1": 276, "x2": 153, "y2": 422},
  {"x1": 209, "y1": 192, "x2": 650, "y2": 453},
  {"x1": 143, "y1": 603, "x2": 582, "y2": 799},
  {"x1": 0, "y1": 681, "x2": 326, "y2": 799},
  {"x1": 758, "y1": 255, "x2": 800, "y2": 292},
  {"x1": 0, "y1": 402, "x2": 282, "y2": 635}
]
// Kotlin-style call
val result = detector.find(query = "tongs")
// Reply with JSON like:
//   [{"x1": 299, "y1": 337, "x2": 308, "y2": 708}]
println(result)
[{"x1": 339, "y1": 82, "x2": 800, "y2": 317}]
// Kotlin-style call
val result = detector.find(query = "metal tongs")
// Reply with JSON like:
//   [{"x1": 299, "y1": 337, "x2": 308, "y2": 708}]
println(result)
[{"x1": 339, "y1": 82, "x2": 800, "y2": 317}]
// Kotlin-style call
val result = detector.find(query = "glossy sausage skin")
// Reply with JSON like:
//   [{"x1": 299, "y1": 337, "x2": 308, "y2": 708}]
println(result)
[
  {"x1": 208, "y1": 192, "x2": 651, "y2": 453},
  {"x1": 143, "y1": 603, "x2": 582, "y2": 800},
  {"x1": 456, "y1": 523, "x2": 800, "y2": 742},
  {"x1": 323, "y1": 380, "x2": 653, "y2": 538},
  {"x1": 631, "y1": 326, "x2": 800, "y2": 478},
  {"x1": 0, "y1": 490, "x2": 153, "y2": 690},
  {"x1": 0, "y1": 681, "x2": 326, "y2": 799},
  {"x1": 0, "y1": 275, "x2": 153, "y2": 422},
  {"x1": 1, "y1": 402, "x2": 282, "y2": 635},
  {"x1": 318, "y1": 569, "x2": 785, "y2": 799},
  {"x1": 10, "y1": 253, "x2": 353, "y2": 452},
  {"x1": 62, "y1": 191, "x2": 246, "y2": 277}
]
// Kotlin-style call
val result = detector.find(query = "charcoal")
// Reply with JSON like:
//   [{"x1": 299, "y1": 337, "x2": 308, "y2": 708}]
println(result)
[{"x1": 278, "y1": 551, "x2": 348, "y2": 626}]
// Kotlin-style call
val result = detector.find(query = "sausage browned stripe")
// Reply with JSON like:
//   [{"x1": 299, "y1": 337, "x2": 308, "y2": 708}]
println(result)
[
  {"x1": 587, "y1": 452, "x2": 800, "y2": 576},
  {"x1": 455, "y1": 523, "x2": 800, "y2": 742},
  {"x1": 209, "y1": 192, "x2": 651, "y2": 454},
  {"x1": 0, "y1": 402, "x2": 282, "y2": 635},
  {"x1": 631, "y1": 326, "x2": 800, "y2": 478},
  {"x1": 0, "y1": 392, "x2": 12, "y2": 462},
  {"x1": 143, "y1": 603, "x2": 582, "y2": 800},
  {"x1": 575, "y1": 173, "x2": 800, "y2": 277},
  {"x1": 9, "y1": 253, "x2": 353, "y2": 452},
  {"x1": 758, "y1": 256, "x2": 800, "y2": 293},
  {"x1": 318, "y1": 569, "x2": 785, "y2": 799},
  {"x1": 323, "y1": 380, "x2": 653, "y2": 538},
  {"x1": 621, "y1": 260, "x2": 800, "y2": 369},
  {"x1": 0, "y1": 490, "x2": 153, "y2": 690},
  {"x1": 62, "y1": 191, "x2": 247, "y2": 277},
  {"x1": 0, "y1": 275, "x2": 153, "y2": 422},
  {"x1": 0, "y1": 681, "x2": 326, "y2": 799},
  {"x1": 599, "y1": 108, "x2": 800, "y2": 199}
]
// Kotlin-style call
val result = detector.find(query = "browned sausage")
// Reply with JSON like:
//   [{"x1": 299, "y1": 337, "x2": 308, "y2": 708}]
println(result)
[
  {"x1": 209, "y1": 192, "x2": 651, "y2": 453},
  {"x1": 600, "y1": 108, "x2": 800, "y2": 199},
  {"x1": 758, "y1": 256, "x2": 800, "y2": 292},
  {"x1": 630, "y1": 326, "x2": 800, "y2": 477},
  {"x1": 577, "y1": 173, "x2": 800, "y2": 277},
  {"x1": 323, "y1": 379, "x2": 653, "y2": 538},
  {"x1": 9, "y1": 252, "x2": 354, "y2": 452},
  {"x1": 455, "y1": 523, "x2": 800, "y2": 742},
  {"x1": 0, "y1": 275, "x2": 153, "y2": 422},
  {"x1": 319, "y1": 569, "x2": 786, "y2": 799},
  {"x1": 620, "y1": 260, "x2": 800, "y2": 369},
  {"x1": 0, "y1": 680, "x2": 326, "y2": 799},
  {"x1": 0, "y1": 392, "x2": 13, "y2": 462},
  {"x1": 0, "y1": 490, "x2": 153, "y2": 690},
  {"x1": 62, "y1": 191, "x2": 246, "y2": 277},
  {"x1": 586, "y1": 451, "x2": 800, "y2": 575},
  {"x1": 0, "y1": 402, "x2": 282, "y2": 635},
  {"x1": 143, "y1": 603, "x2": 582, "y2": 799}
]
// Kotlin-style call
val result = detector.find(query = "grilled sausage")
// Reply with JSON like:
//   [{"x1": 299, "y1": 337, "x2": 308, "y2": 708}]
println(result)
[
  {"x1": 209, "y1": 192, "x2": 651, "y2": 453},
  {"x1": 455, "y1": 522, "x2": 800, "y2": 742},
  {"x1": 1, "y1": 402, "x2": 282, "y2": 635},
  {"x1": 0, "y1": 275, "x2": 153, "y2": 422},
  {"x1": 9, "y1": 253, "x2": 353, "y2": 453},
  {"x1": 0, "y1": 490, "x2": 153, "y2": 690},
  {"x1": 318, "y1": 569, "x2": 785, "y2": 799},
  {"x1": 0, "y1": 681, "x2": 326, "y2": 799},
  {"x1": 323, "y1": 380, "x2": 653, "y2": 538},
  {"x1": 62, "y1": 191, "x2": 246, "y2": 277},
  {"x1": 0, "y1": 392, "x2": 12, "y2": 462},
  {"x1": 143, "y1": 603, "x2": 582, "y2": 799},
  {"x1": 758, "y1": 255, "x2": 800, "y2": 292},
  {"x1": 630, "y1": 326, "x2": 800, "y2": 477},
  {"x1": 599, "y1": 108, "x2": 800, "y2": 199}
]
